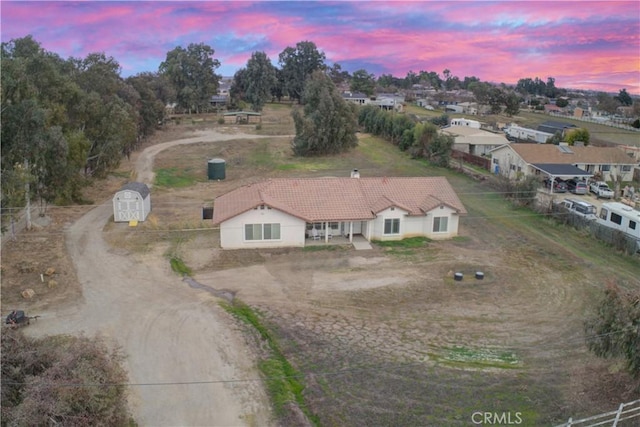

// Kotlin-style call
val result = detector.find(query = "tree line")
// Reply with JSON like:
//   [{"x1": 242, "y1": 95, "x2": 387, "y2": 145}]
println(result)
[{"x1": 3, "y1": 35, "x2": 637, "y2": 218}]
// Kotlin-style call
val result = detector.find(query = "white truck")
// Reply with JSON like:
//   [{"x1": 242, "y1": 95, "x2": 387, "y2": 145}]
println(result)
[
  {"x1": 558, "y1": 199, "x2": 598, "y2": 220},
  {"x1": 589, "y1": 181, "x2": 614, "y2": 199}
]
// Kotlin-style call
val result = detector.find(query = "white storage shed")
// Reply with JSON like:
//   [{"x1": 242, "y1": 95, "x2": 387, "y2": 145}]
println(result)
[{"x1": 113, "y1": 182, "x2": 151, "y2": 222}]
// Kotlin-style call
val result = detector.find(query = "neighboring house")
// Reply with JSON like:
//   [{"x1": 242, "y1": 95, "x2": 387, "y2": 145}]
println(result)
[
  {"x1": 489, "y1": 143, "x2": 636, "y2": 182},
  {"x1": 457, "y1": 102, "x2": 478, "y2": 115},
  {"x1": 212, "y1": 175, "x2": 467, "y2": 249},
  {"x1": 113, "y1": 182, "x2": 151, "y2": 223},
  {"x1": 544, "y1": 104, "x2": 564, "y2": 114},
  {"x1": 342, "y1": 91, "x2": 369, "y2": 105},
  {"x1": 445, "y1": 104, "x2": 464, "y2": 113},
  {"x1": 537, "y1": 120, "x2": 577, "y2": 136},
  {"x1": 505, "y1": 124, "x2": 553, "y2": 144},
  {"x1": 416, "y1": 99, "x2": 435, "y2": 110},
  {"x1": 223, "y1": 111, "x2": 261, "y2": 124},
  {"x1": 210, "y1": 95, "x2": 227, "y2": 108},
  {"x1": 450, "y1": 118, "x2": 481, "y2": 128},
  {"x1": 441, "y1": 125, "x2": 510, "y2": 156}
]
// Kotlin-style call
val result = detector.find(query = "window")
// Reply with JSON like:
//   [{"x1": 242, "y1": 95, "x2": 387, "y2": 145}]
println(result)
[
  {"x1": 622, "y1": 165, "x2": 632, "y2": 172},
  {"x1": 601, "y1": 164, "x2": 611, "y2": 172},
  {"x1": 493, "y1": 158, "x2": 499, "y2": 164},
  {"x1": 599, "y1": 208, "x2": 608, "y2": 220},
  {"x1": 245, "y1": 223, "x2": 280, "y2": 241},
  {"x1": 610, "y1": 212, "x2": 622, "y2": 225},
  {"x1": 510, "y1": 164, "x2": 516, "y2": 171},
  {"x1": 630, "y1": 221, "x2": 636, "y2": 230},
  {"x1": 384, "y1": 218, "x2": 400, "y2": 234},
  {"x1": 433, "y1": 216, "x2": 448, "y2": 232}
]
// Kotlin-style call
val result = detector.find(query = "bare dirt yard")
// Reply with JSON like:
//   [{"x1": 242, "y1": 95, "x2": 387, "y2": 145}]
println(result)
[{"x1": 2, "y1": 106, "x2": 639, "y2": 426}]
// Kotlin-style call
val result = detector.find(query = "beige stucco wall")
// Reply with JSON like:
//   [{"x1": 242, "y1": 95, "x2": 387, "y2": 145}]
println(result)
[
  {"x1": 370, "y1": 206, "x2": 461, "y2": 241},
  {"x1": 219, "y1": 207, "x2": 305, "y2": 249}
]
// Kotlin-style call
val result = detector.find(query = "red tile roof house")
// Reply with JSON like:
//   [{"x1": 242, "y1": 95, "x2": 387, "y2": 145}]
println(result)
[{"x1": 211, "y1": 175, "x2": 467, "y2": 249}]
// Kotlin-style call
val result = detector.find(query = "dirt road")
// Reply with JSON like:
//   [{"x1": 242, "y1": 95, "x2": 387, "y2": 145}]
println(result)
[{"x1": 28, "y1": 130, "x2": 273, "y2": 426}]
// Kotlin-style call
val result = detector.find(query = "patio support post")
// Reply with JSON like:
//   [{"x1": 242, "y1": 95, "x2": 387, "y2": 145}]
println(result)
[{"x1": 349, "y1": 221, "x2": 353, "y2": 243}]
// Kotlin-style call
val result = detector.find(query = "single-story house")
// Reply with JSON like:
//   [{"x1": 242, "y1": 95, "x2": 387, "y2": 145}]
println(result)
[
  {"x1": 212, "y1": 176, "x2": 467, "y2": 249},
  {"x1": 113, "y1": 182, "x2": 151, "y2": 223},
  {"x1": 504, "y1": 124, "x2": 553, "y2": 144},
  {"x1": 537, "y1": 120, "x2": 577, "y2": 136},
  {"x1": 489, "y1": 143, "x2": 636, "y2": 182},
  {"x1": 342, "y1": 91, "x2": 369, "y2": 105},
  {"x1": 441, "y1": 125, "x2": 510, "y2": 156}
]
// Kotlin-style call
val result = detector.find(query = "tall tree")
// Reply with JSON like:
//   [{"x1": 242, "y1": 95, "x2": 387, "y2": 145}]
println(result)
[
  {"x1": 615, "y1": 89, "x2": 633, "y2": 106},
  {"x1": 278, "y1": 41, "x2": 326, "y2": 102},
  {"x1": 244, "y1": 51, "x2": 277, "y2": 111},
  {"x1": 291, "y1": 71, "x2": 357, "y2": 156},
  {"x1": 327, "y1": 62, "x2": 350, "y2": 87},
  {"x1": 409, "y1": 122, "x2": 453, "y2": 167},
  {"x1": 503, "y1": 92, "x2": 521, "y2": 116},
  {"x1": 159, "y1": 43, "x2": 221, "y2": 113},
  {"x1": 350, "y1": 69, "x2": 376, "y2": 96}
]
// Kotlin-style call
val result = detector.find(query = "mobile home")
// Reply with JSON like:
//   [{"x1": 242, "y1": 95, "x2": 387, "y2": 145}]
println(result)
[{"x1": 597, "y1": 202, "x2": 640, "y2": 240}]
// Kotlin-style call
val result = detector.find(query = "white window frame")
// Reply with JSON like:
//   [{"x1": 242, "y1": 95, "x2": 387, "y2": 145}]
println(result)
[
  {"x1": 244, "y1": 223, "x2": 281, "y2": 241},
  {"x1": 384, "y1": 218, "x2": 400, "y2": 235},
  {"x1": 433, "y1": 216, "x2": 449, "y2": 233}
]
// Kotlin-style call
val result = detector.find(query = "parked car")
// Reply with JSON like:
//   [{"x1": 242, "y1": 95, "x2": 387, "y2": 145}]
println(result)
[
  {"x1": 566, "y1": 179, "x2": 588, "y2": 195},
  {"x1": 543, "y1": 178, "x2": 568, "y2": 193},
  {"x1": 558, "y1": 199, "x2": 597, "y2": 220},
  {"x1": 589, "y1": 181, "x2": 614, "y2": 199}
]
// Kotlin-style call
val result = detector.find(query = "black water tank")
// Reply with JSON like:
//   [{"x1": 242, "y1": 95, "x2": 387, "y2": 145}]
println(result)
[{"x1": 207, "y1": 158, "x2": 226, "y2": 180}]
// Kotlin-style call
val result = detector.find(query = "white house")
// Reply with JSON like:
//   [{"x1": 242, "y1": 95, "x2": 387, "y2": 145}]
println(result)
[
  {"x1": 441, "y1": 125, "x2": 510, "y2": 156},
  {"x1": 450, "y1": 118, "x2": 481, "y2": 128},
  {"x1": 489, "y1": 143, "x2": 636, "y2": 181},
  {"x1": 505, "y1": 124, "x2": 553, "y2": 144},
  {"x1": 113, "y1": 182, "x2": 151, "y2": 222},
  {"x1": 212, "y1": 176, "x2": 467, "y2": 249}
]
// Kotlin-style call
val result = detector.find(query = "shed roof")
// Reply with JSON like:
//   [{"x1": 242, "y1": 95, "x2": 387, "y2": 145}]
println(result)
[
  {"x1": 212, "y1": 177, "x2": 466, "y2": 224},
  {"x1": 118, "y1": 182, "x2": 150, "y2": 198}
]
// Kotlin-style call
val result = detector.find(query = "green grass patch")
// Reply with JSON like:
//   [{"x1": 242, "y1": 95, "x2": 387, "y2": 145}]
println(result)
[
  {"x1": 372, "y1": 236, "x2": 431, "y2": 248},
  {"x1": 169, "y1": 256, "x2": 192, "y2": 276},
  {"x1": 222, "y1": 300, "x2": 319, "y2": 426},
  {"x1": 155, "y1": 167, "x2": 197, "y2": 188},
  {"x1": 432, "y1": 346, "x2": 521, "y2": 369}
]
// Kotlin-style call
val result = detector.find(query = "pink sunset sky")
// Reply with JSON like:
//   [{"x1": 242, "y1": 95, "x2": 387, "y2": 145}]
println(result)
[{"x1": 2, "y1": 1, "x2": 639, "y2": 94}]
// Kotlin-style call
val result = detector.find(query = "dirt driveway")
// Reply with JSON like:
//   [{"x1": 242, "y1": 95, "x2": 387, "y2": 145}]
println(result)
[{"x1": 26, "y1": 130, "x2": 275, "y2": 427}]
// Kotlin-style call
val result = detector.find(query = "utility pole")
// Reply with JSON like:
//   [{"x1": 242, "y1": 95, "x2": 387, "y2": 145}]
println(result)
[{"x1": 24, "y1": 159, "x2": 32, "y2": 231}]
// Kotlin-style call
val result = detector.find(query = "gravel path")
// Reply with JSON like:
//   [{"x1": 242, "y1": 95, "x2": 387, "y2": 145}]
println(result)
[{"x1": 28, "y1": 130, "x2": 273, "y2": 426}]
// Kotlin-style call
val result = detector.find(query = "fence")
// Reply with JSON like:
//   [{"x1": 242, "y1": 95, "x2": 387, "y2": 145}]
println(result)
[
  {"x1": 451, "y1": 149, "x2": 491, "y2": 170},
  {"x1": 555, "y1": 399, "x2": 640, "y2": 427},
  {"x1": 548, "y1": 204, "x2": 640, "y2": 255}
]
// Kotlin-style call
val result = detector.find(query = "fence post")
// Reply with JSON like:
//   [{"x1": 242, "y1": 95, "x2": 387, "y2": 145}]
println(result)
[{"x1": 612, "y1": 402, "x2": 624, "y2": 426}]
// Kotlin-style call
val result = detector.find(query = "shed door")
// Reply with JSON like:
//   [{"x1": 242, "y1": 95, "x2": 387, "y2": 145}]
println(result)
[{"x1": 116, "y1": 191, "x2": 141, "y2": 221}]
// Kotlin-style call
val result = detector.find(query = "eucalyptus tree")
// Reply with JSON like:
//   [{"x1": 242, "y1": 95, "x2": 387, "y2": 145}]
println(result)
[
  {"x1": 278, "y1": 40, "x2": 326, "y2": 102},
  {"x1": 159, "y1": 43, "x2": 221, "y2": 113},
  {"x1": 291, "y1": 71, "x2": 357, "y2": 156},
  {"x1": 350, "y1": 69, "x2": 376, "y2": 96},
  {"x1": 244, "y1": 51, "x2": 277, "y2": 111}
]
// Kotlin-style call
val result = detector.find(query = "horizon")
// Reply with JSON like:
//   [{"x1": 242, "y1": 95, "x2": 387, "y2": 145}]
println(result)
[{"x1": 2, "y1": 1, "x2": 639, "y2": 95}]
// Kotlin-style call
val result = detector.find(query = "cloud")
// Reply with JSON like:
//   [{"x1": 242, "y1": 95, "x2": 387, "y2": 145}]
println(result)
[{"x1": 2, "y1": 1, "x2": 638, "y2": 93}]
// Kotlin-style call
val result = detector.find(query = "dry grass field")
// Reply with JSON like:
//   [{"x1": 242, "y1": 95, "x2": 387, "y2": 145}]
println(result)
[{"x1": 3, "y1": 103, "x2": 639, "y2": 426}]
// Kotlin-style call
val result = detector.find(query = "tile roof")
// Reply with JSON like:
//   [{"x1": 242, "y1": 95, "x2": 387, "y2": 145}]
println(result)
[
  {"x1": 212, "y1": 177, "x2": 466, "y2": 224},
  {"x1": 507, "y1": 144, "x2": 635, "y2": 165}
]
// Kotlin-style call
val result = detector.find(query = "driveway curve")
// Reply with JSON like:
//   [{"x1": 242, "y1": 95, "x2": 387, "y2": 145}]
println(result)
[{"x1": 29, "y1": 130, "x2": 274, "y2": 426}]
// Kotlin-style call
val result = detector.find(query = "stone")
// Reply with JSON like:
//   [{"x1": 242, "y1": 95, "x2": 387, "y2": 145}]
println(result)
[
  {"x1": 48, "y1": 280, "x2": 58, "y2": 289},
  {"x1": 44, "y1": 267, "x2": 56, "y2": 276},
  {"x1": 21, "y1": 289, "x2": 35, "y2": 299}
]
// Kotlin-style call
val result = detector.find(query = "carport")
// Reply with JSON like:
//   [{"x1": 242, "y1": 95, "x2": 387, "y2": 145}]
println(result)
[{"x1": 532, "y1": 163, "x2": 592, "y2": 194}]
